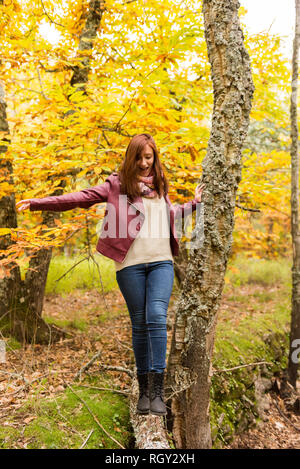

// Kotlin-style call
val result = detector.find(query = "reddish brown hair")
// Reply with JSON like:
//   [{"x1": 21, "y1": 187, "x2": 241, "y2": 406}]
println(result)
[{"x1": 118, "y1": 133, "x2": 169, "y2": 201}]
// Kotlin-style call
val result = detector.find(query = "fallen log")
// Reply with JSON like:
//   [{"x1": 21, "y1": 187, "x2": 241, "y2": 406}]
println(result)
[{"x1": 129, "y1": 373, "x2": 171, "y2": 449}]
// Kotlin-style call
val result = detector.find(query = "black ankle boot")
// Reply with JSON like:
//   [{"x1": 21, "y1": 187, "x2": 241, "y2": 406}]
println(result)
[
  {"x1": 149, "y1": 371, "x2": 167, "y2": 416},
  {"x1": 136, "y1": 373, "x2": 150, "y2": 414}
]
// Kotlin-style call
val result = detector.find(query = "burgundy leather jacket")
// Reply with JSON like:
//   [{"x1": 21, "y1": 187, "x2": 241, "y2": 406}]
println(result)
[{"x1": 30, "y1": 172, "x2": 199, "y2": 263}]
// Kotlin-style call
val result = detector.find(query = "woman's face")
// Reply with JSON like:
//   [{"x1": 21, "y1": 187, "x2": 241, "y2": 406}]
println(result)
[{"x1": 137, "y1": 144, "x2": 154, "y2": 177}]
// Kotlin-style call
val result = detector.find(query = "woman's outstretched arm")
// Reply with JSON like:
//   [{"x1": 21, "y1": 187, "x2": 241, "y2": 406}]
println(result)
[{"x1": 16, "y1": 179, "x2": 112, "y2": 213}]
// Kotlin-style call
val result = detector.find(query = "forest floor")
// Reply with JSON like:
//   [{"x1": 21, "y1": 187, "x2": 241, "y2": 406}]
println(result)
[
  {"x1": 0, "y1": 289, "x2": 134, "y2": 449},
  {"x1": 226, "y1": 388, "x2": 300, "y2": 449},
  {"x1": 0, "y1": 284, "x2": 299, "y2": 449}
]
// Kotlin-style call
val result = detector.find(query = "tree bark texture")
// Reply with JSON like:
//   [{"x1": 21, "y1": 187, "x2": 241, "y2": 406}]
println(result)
[
  {"x1": 70, "y1": 0, "x2": 105, "y2": 92},
  {"x1": 166, "y1": 0, "x2": 254, "y2": 449},
  {"x1": 173, "y1": 238, "x2": 189, "y2": 287},
  {"x1": 288, "y1": 0, "x2": 300, "y2": 388}
]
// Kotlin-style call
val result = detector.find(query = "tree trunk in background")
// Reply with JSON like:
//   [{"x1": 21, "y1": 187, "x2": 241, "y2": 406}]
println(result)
[
  {"x1": 166, "y1": 0, "x2": 254, "y2": 449},
  {"x1": 20, "y1": 188, "x2": 67, "y2": 343},
  {"x1": 70, "y1": 0, "x2": 105, "y2": 92},
  {"x1": 0, "y1": 0, "x2": 16, "y2": 313},
  {"x1": 0, "y1": 85, "x2": 22, "y2": 324},
  {"x1": 288, "y1": 0, "x2": 300, "y2": 388},
  {"x1": 0, "y1": 0, "x2": 105, "y2": 344},
  {"x1": 0, "y1": 83, "x2": 61, "y2": 343},
  {"x1": 24, "y1": 0, "x2": 105, "y2": 334}
]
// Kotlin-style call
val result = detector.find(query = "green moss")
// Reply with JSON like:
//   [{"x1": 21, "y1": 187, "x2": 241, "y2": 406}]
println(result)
[
  {"x1": 0, "y1": 379, "x2": 132, "y2": 449},
  {"x1": 210, "y1": 277, "x2": 290, "y2": 447},
  {"x1": 0, "y1": 427, "x2": 20, "y2": 449},
  {"x1": 44, "y1": 315, "x2": 88, "y2": 332},
  {"x1": 3, "y1": 337, "x2": 22, "y2": 350}
]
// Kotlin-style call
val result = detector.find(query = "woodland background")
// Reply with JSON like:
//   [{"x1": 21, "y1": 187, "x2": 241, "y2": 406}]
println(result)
[
  {"x1": 1, "y1": 0, "x2": 291, "y2": 261},
  {"x1": 0, "y1": 0, "x2": 298, "y2": 450}
]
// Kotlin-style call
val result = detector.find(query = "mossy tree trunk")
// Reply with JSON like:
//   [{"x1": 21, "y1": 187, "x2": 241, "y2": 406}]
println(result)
[
  {"x1": 166, "y1": 0, "x2": 254, "y2": 449},
  {"x1": 288, "y1": 0, "x2": 300, "y2": 388}
]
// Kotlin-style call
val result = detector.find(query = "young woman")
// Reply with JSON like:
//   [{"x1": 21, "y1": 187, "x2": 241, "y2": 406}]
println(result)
[{"x1": 16, "y1": 133, "x2": 204, "y2": 416}]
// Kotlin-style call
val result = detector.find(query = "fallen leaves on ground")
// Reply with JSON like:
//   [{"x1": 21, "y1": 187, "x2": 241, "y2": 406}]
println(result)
[
  {"x1": 0, "y1": 289, "x2": 133, "y2": 423},
  {"x1": 0, "y1": 284, "x2": 299, "y2": 449},
  {"x1": 226, "y1": 391, "x2": 300, "y2": 449}
]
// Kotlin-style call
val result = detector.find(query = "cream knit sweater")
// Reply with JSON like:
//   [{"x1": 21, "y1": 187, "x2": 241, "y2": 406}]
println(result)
[{"x1": 114, "y1": 195, "x2": 174, "y2": 271}]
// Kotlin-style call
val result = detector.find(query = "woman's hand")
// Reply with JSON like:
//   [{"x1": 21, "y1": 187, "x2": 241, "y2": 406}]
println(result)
[
  {"x1": 195, "y1": 184, "x2": 205, "y2": 203},
  {"x1": 16, "y1": 199, "x2": 31, "y2": 212}
]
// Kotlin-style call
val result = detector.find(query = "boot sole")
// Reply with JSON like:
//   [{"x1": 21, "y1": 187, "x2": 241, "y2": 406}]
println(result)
[
  {"x1": 150, "y1": 410, "x2": 167, "y2": 416},
  {"x1": 136, "y1": 409, "x2": 150, "y2": 415}
]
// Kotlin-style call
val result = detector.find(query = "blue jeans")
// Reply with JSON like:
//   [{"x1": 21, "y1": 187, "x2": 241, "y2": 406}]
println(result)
[{"x1": 116, "y1": 261, "x2": 174, "y2": 374}]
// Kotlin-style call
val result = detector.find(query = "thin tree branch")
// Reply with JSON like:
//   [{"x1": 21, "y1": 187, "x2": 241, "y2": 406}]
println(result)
[
  {"x1": 36, "y1": 66, "x2": 50, "y2": 100},
  {"x1": 99, "y1": 364, "x2": 134, "y2": 378},
  {"x1": 77, "y1": 384, "x2": 129, "y2": 396},
  {"x1": 66, "y1": 384, "x2": 125, "y2": 449},
  {"x1": 40, "y1": 0, "x2": 65, "y2": 28},
  {"x1": 79, "y1": 429, "x2": 94, "y2": 449},
  {"x1": 236, "y1": 203, "x2": 261, "y2": 213},
  {"x1": 54, "y1": 256, "x2": 89, "y2": 285},
  {"x1": 74, "y1": 350, "x2": 102, "y2": 381},
  {"x1": 272, "y1": 397, "x2": 300, "y2": 432},
  {"x1": 213, "y1": 361, "x2": 273, "y2": 374}
]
